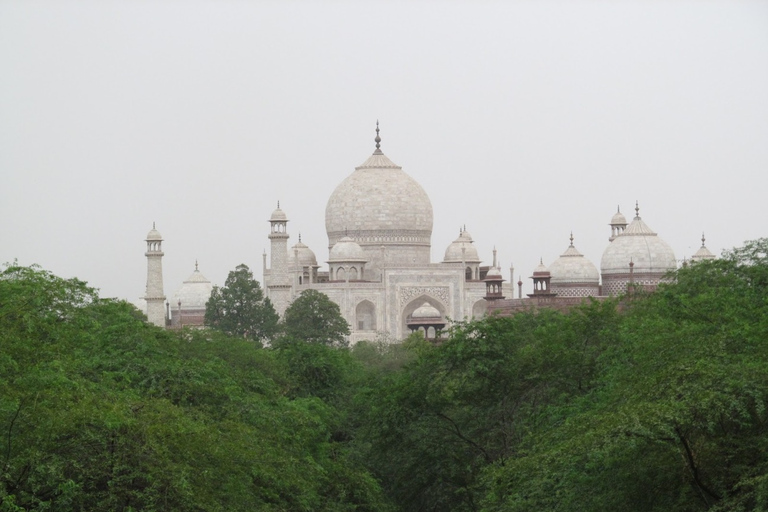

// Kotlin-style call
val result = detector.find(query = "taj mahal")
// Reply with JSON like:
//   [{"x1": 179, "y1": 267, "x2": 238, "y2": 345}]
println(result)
[{"x1": 142, "y1": 125, "x2": 716, "y2": 342}]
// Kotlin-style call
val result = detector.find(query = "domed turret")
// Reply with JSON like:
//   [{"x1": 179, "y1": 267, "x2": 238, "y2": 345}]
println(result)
[
  {"x1": 528, "y1": 259, "x2": 555, "y2": 297},
  {"x1": 146, "y1": 226, "x2": 163, "y2": 241},
  {"x1": 601, "y1": 202, "x2": 676, "y2": 295},
  {"x1": 443, "y1": 227, "x2": 481, "y2": 263},
  {"x1": 325, "y1": 123, "x2": 433, "y2": 279},
  {"x1": 549, "y1": 234, "x2": 600, "y2": 297},
  {"x1": 443, "y1": 227, "x2": 482, "y2": 280},
  {"x1": 329, "y1": 236, "x2": 366, "y2": 262},
  {"x1": 609, "y1": 206, "x2": 628, "y2": 242},
  {"x1": 290, "y1": 235, "x2": 318, "y2": 268},
  {"x1": 407, "y1": 301, "x2": 446, "y2": 341},
  {"x1": 270, "y1": 203, "x2": 288, "y2": 222},
  {"x1": 329, "y1": 237, "x2": 367, "y2": 282}
]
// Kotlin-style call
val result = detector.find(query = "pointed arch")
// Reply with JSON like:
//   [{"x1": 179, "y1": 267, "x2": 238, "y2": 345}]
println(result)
[{"x1": 355, "y1": 300, "x2": 376, "y2": 331}]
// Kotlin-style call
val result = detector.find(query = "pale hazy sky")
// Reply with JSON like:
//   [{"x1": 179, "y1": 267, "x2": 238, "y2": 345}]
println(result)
[{"x1": 2, "y1": 1, "x2": 767, "y2": 302}]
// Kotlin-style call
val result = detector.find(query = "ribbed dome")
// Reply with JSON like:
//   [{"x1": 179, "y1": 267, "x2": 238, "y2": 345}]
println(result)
[
  {"x1": 290, "y1": 239, "x2": 318, "y2": 267},
  {"x1": 172, "y1": 266, "x2": 213, "y2": 310},
  {"x1": 325, "y1": 149, "x2": 433, "y2": 248},
  {"x1": 550, "y1": 237, "x2": 599, "y2": 284},
  {"x1": 443, "y1": 229, "x2": 481, "y2": 263},
  {"x1": 329, "y1": 237, "x2": 366, "y2": 262},
  {"x1": 412, "y1": 302, "x2": 441, "y2": 319},
  {"x1": 601, "y1": 211, "x2": 677, "y2": 275}
]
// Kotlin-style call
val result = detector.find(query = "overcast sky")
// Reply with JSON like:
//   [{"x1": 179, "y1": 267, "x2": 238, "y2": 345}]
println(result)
[{"x1": 2, "y1": 0, "x2": 767, "y2": 303}]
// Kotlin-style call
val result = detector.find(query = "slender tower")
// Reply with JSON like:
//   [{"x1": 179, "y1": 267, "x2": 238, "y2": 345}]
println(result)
[
  {"x1": 144, "y1": 223, "x2": 166, "y2": 327},
  {"x1": 266, "y1": 202, "x2": 292, "y2": 317}
]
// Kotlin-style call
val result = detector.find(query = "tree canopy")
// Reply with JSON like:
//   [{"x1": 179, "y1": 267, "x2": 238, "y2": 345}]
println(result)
[
  {"x1": 3, "y1": 237, "x2": 767, "y2": 512},
  {"x1": 204, "y1": 263, "x2": 278, "y2": 342},
  {"x1": 0, "y1": 263, "x2": 387, "y2": 511},
  {"x1": 281, "y1": 289, "x2": 350, "y2": 346}
]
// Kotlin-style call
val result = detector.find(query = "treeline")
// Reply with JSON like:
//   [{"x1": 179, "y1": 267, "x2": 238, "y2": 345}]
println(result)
[{"x1": 1, "y1": 238, "x2": 767, "y2": 511}]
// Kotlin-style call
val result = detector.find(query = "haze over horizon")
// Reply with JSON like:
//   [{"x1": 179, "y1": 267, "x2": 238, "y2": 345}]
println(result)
[{"x1": 2, "y1": 1, "x2": 766, "y2": 304}]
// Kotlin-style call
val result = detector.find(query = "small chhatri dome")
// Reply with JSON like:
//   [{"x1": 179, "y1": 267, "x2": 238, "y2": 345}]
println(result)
[
  {"x1": 172, "y1": 263, "x2": 213, "y2": 310},
  {"x1": 532, "y1": 258, "x2": 549, "y2": 276},
  {"x1": 610, "y1": 206, "x2": 627, "y2": 226},
  {"x1": 549, "y1": 233, "x2": 599, "y2": 285},
  {"x1": 329, "y1": 236, "x2": 367, "y2": 262},
  {"x1": 270, "y1": 202, "x2": 288, "y2": 222},
  {"x1": 485, "y1": 266, "x2": 503, "y2": 279},
  {"x1": 443, "y1": 227, "x2": 481, "y2": 263},
  {"x1": 411, "y1": 302, "x2": 441, "y2": 319},
  {"x1": 290, "y1": 235, "x2": 318, "y2": 267},
  {"x1": 146, "y1": 222, "x2": 163, "y2": 241}
]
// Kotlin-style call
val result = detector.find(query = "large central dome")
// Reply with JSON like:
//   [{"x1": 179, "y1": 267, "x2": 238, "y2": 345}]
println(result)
[{"x1": 325, "y1": 131, "x2": 433, "y2": 277}]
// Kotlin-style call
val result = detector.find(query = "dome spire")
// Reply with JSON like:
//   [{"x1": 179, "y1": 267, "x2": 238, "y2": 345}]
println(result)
[
  {"x1": 569, "y1": 232, "x2": 574, "y2": 246},
  {"x1": 635, "y1": 200, "x2": 640, "y2": 219},
  {"x1": 195, "y1": 259, "x2": 198, "y2": 271},
  {"x1": 373, "y1": 120, "x2": 383, "y2": 155},
  {"x1": 701, "y1": 232, "x2": 706, "y2": 247}
]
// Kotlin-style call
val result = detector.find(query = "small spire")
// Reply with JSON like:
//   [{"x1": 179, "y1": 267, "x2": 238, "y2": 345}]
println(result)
[
  {"x1": 277, "y1": 200, "x2": 280, "y2": 209},
  {"x1": 374, "y1": 120, "x2": 382, "y2": 154},
  {"x1": 635, "y1": 200, "x2": 640, "y2": 218},
  {"x1": 701, "y1": 232, "x2": 706, "y2": 247},
  {"x1": 195, "y1": 260, "x2": 198, "y2": 271},
  {"x1": 617, "y1": 205, "x2": 621, "y2": 213},
  {"x1": 299, "y1": 233, "x2": 302, "y2": 243},
  {"x1": 569, "y1": 232, "x2": 574, "y2": 246},
  {"x1": 153, "y1": 221, "x2": 156, "y2": 229}
]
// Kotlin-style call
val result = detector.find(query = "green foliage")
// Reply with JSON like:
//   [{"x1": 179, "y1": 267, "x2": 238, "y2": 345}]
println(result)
[
  {"x1": 481, "y1": 239, "x2": 768, "y2": 512},
  {"x1": 0, "y1": 263, "x2": 387, "y2": 511},
  {"x1": 204, "y1": 263, "x2": 278, "y2": 342},
  {"x1": 4, "y1": 237, "x2": 766, "y2": 511},
  {"x1": 361, "y1": 299, "x2": 621, "y2": 511},
  {"x1": 281, "y1": 289, "x2": 350, "y2": 346}
]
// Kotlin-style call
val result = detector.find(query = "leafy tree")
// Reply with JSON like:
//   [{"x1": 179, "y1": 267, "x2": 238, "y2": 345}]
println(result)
[
  {"x1": 482, "y1": 238, "x2": 768, "y2": 512},
  {"x1": 281, "y1": 289, "x2": 350, "y2": 346},
  {"x1": 0, "y1": 263, "x2": 388, "y2": 511},
  {"x1": 204, "y1": 263, "x2": 278, "y2": 342},
  {"x1": 361, "y1": 299, "x2": 621, "y2": 512}
]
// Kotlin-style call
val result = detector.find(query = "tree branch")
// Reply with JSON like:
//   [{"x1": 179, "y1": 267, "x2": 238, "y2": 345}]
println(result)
[{"x1": 435, "y1": 412, "x2": 491, "y2": 463}]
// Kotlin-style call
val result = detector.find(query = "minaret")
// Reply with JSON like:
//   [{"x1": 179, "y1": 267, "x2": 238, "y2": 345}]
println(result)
[
  {"x1": 266, "y1": 202, "x2": 292, "y2": 316},
  {"x1": 144, "y1": 223, "x2": 166, "y2": 327}
]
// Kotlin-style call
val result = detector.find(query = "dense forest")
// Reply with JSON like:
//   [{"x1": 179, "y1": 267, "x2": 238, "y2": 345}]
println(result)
[{"x1": 1, "y1": 238, "x2": 767, "y2": 511}]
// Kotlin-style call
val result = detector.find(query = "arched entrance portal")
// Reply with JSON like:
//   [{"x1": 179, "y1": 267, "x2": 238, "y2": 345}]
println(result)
[{"x1": 401, "y1": 295, "x2": 447, "y2": 340}]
